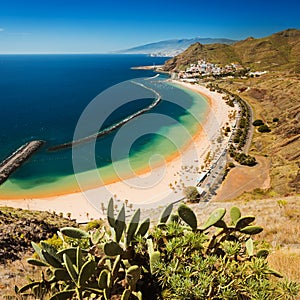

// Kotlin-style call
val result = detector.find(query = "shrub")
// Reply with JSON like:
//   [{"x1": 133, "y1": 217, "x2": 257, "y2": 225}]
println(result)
[
  {"x1": 85, "y1": 219, "x2": 104, "y2": 231},
  {"x1": 233, "y1": 136, "x2": 240, "y2": 143},
  {"x1": 183, "y1": 186, "x2": 200, "y2": 203},
  {"x1": 253, "y1": 119, "x2": 264, "y2": 126},
  {"x1": 17, "y1": 202, "x2": 299, "y2": 300},
  {"x1": 258, "y1": 124, "x2": 271, "y2": 133},
  {"x1": 228, "y1": 162, "x2": 235, "y2": 168},
  {"x1": 273, "y1": 117, "x2": 279, "y2": 122}
]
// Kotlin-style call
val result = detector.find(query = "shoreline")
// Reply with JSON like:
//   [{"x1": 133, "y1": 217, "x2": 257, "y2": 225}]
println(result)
[{"x1": 0, "y1": 82, "x2": 234, "y2": 222}]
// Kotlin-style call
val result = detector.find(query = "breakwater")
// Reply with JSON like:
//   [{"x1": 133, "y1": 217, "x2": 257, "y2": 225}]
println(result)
[
  {"x1": 48, "y1": 81, "x2": 161, "y2": 151},
  {"x1": 0, "y1": 140, "x2": 45, "y2": 185}
]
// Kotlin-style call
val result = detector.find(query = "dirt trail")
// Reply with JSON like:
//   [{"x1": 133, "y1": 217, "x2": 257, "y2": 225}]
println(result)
[{"x1": 214, "y1": 156, "x2": 270, "y2": 201}]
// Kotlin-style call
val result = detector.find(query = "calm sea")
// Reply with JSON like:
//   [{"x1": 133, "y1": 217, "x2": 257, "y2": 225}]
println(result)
[{"x1": 0, "y1": 54, "x2": 209, "y2": 197}]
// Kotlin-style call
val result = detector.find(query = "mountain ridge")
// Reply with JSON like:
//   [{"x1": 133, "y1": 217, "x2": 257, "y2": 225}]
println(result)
[
  {"x1": 164, "y1": 29, "x2": 300, "y2": 72},
  {"x1": 115, "y1": 37, "x2": 237, "y2": 56}
]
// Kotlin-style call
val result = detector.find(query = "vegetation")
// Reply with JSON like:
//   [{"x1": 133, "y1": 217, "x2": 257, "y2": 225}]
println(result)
[
  {"x1": 258, "y1": 124, "x2": 271, "y2": 133},
  {"x1": 253, "y1": 119, "x2": 264, "y2": 126},
  {"x1": 0, "y1": 207, "x2": 76, "y2": 264},
  {"x1": 16, "y1": 200, "x2": 299, "y2": 299},
  {"x1": 206, "y1": 82, "x2": 257, "y2": 167},
  {"x1": 183, "y1": 186, "x2": 200, "y2": 203},
  {"x1": 228, "y1": 145, "x2": 257, "y2": 166}
]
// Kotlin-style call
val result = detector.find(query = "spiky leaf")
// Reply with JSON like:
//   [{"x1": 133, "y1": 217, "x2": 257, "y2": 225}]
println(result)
[
  {"x1": 104, "y1": 241, "x2": 124, "y2": 256},
  {"x1": 121, "y1": 289, "x2": 131, "y2": 300},
  {"x1": 136, "y1": 218, "x2": 150, "y2": 237},
  {"x1": 114, "y1": 205, "x2": 126, "y2": 243},
  {"x1": 246, "y1": 238, "x2": 254, "y2": 256},
  {"x1": 178, "y1": 203, "x2": 197, "y2": 231},
  {"x1": 132, "y1": 291, "x2": 143, "y2": 300},
  {"x1": 18, "y1": 282, "x2": 40, "y2": 293},
  {"x1": 98, "y1": 269, "x2": 109, "y2": 289},
  {"x1": 60, "y1": 227, "x2": 89, "y2": 239},
  {"x1": 57, "y1": 248, "x2": 87, "y2": 262},
  {"x1": 235, "y1": 216, "x2": 255, "y2": 230},
  {"x1": 43, "y1": 250, "x2": 62, "y2": 268},
  {"x1": 214, "y1": 219, "x2": 227, "y2": 229},
  {"x1": 107, "y1": 198, "x2": 115, "y2": 228},
  {"x1": 230, "y1": 206, "x2": 241, "y2": 225},
  {"x1": 31, "y1": 241, "x2": 44, "y2": 261},
  {"x1": 112, "y1": 255, "x2": 121, "y2": 279},
  {"x1": 240, "y1": 225, "x2": 263, "y2": 235},
  {"x1": 76, "y1": 247, "x2": 83, "y2": 271},
  {"x1": 201, "y1": 208, "x2": 226, "y2": 230},
  {"x1": 63, "y1": 253, "x2": 78, "y2": 285},
  {"x1": 27, "y1": 258, "x2": 48, "y2": 267},
  {"x1": 126, "y1": 265, "x2": 141, "y2": 290},
  {"x1": 160, "y1": 203, "x2": 173, "y2": 223},
  {"x1": 267, "y1": 268, "x2": 283, "y2": 278},
  {"x1": 78, "y1": 259, "x2": 97, "y2": 287},
  {"x1": 54, "y1": 268, "x2": 71, "y2": 281},
  {"x1": 126, "y1": 209, "x2": 140, "y2": 246},
  {"x1": 41, "y1": 241, "x2": 61, "y2": 261},
  {"x1": 85, "y1": 286, "x2": 104, "y2": 294}
]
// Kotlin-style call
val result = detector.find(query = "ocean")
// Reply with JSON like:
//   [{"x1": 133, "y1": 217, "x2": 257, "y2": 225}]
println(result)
[{"x1": 0, "y1": 54, "x2": 209, "y2": 198}]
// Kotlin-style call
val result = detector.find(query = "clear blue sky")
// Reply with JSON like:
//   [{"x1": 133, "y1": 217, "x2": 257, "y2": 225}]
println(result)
[{"x1": 0, "y1": 0, "x2": 299, "y2": 53}]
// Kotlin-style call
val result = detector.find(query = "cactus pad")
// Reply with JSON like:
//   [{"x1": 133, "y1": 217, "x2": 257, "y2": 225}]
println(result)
[{"x1": 178, "y1": 203, "x2": 197, "y2": 230}]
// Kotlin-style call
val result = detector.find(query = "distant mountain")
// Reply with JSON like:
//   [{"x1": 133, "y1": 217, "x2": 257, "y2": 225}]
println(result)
[
  {"x1": 116, "y1": 38, "x2": 237, "y2": 57},
  {"x1": 164, "y1": 29, "x2": 300, "y2": 72}
]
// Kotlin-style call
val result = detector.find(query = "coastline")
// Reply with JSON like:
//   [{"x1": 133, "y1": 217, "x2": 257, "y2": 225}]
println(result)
[{"x1": 0, "y1": 82, "x2": 234, "y2": 222}]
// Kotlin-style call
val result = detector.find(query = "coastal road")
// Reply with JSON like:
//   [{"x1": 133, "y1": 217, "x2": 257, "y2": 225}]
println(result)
[{"x1": 242, "y1": 96, "x2": 254, "y2": 154}]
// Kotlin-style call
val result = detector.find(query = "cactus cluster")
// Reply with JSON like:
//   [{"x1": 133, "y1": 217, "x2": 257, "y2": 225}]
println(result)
[
  {"x1": 17, "y1": 198, "x2": 152, "y2": 299},
  {"x1": 17, "y1": 201, "x2": 299, "y2": 299}
]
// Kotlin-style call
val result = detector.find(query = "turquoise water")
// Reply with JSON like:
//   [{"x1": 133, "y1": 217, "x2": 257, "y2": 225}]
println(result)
[{"x1": 0, "y1": 55, "x2": 209, "y2": 197}]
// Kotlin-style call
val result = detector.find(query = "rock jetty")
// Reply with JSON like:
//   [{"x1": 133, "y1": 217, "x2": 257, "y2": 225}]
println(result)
[{"x1": 0, "y1": 140, "x2": 45, "y2": 185}]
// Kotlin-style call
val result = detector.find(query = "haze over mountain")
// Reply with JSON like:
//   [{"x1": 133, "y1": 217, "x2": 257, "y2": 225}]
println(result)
[
  {"x1": 164, "y1": 29, "x2": 300, "y2": 72},
  {"x1": 116, "y1": 37, "x2": 237, "y2": 57}
]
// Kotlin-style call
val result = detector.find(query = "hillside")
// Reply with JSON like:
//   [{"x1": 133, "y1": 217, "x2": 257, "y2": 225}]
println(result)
[
  {"x1": 164, "y1": 29, "x2": 300, "y2": 72},
  {"x1": 115, "y1": 37, "x2": 237, "y2": 57},
  {"x1": 0, "y1": 207, "x2": 76, "y2": 263},
  {"x1": 163, "y1": 29, "x2": 300, "y2": 199},
  {"x1": 219, "y1": 72, "x2": 300, "y2": 198}
]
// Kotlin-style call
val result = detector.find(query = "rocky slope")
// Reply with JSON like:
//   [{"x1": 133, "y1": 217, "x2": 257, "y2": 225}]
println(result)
[{"x1": 0, "y1": 207, "x2": 76, "y2": 263}]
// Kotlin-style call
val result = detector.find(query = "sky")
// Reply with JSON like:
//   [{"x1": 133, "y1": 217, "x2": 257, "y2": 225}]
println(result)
[{"x1": 0, "y1": 0, "x2": 299, "y2": 53}]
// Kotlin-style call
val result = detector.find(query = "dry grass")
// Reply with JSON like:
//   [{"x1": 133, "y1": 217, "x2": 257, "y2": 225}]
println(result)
[
  {"x1": 268, "y1": 249, "x2": 300, "y2": 283},
  {"x1": 192, "y1": 196, "x2": 300, "y2": 283},
  {"x1": 219, "y1": 73, "x2": 300, "y2": 198},
  {"x1": 0, "y1": 254, "x2": 39, "y2": 299}
]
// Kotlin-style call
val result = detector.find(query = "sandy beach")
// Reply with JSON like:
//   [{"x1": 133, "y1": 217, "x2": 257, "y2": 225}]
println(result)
[{"x1": 0, "y1": 81, "x2": 235, "y2": 222}]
